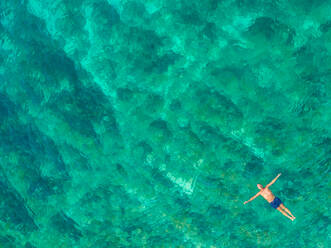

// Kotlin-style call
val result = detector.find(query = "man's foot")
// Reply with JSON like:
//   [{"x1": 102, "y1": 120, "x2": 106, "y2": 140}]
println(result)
[{"x1": 290, "y1": 217, "x2": 295, "y2": 221}]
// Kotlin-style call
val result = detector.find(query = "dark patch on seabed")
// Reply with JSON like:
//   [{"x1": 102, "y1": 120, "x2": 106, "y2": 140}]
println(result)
[{"x1": 0, "y1": 0, "x2": 330, "y2": 247}]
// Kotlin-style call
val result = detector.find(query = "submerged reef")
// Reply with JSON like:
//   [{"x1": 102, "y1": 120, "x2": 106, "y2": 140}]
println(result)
[{"x1": 0, "y1": 0, "x2": 330, "y2": 247}]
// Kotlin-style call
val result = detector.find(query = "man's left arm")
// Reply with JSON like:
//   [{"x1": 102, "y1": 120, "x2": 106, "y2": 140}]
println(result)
[{"x1": 265, "y1": 173, "x2": 282, "y2": 188}]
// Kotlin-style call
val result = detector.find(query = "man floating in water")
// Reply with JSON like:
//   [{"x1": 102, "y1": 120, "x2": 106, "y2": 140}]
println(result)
[{"x1": 243, "y1": 173, "x2": 296, "y2": 221}]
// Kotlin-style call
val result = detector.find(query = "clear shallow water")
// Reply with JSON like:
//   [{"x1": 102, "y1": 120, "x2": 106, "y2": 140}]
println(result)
[{"x1": 0, "y1": 0, "x2": 330, "y2": 247}]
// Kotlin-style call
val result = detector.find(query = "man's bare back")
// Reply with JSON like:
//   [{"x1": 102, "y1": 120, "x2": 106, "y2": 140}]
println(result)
[{"x1": 243, "y1": 173, "x2": 296, "y2": 221}]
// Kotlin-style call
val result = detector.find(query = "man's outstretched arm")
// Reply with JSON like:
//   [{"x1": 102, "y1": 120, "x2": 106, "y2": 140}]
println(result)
[
  {"x1": 243, "y1": 191, "x2": 261, "y2": 204},
  {"x1": 265, "y1": 173, "x2": 282, "y2": 188}
]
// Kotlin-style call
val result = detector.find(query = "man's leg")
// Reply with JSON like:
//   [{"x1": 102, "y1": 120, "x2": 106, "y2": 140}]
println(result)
[
  {"x1": 280, "y1": 204, "x2": 295, "y2": 218},
  {"x1": 277, "y1": 207, "x2": 294, "y2": 220}
]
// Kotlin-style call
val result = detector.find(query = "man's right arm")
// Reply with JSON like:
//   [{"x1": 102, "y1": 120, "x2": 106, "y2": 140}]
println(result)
[{"x1": 244, "y1": 191, "x2": 261, "y2": 204}]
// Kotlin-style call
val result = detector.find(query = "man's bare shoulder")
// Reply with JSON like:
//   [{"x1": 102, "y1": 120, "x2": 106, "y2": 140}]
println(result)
[{"x1": 260, "y1": 187, "x2": 272, "y2": 194}]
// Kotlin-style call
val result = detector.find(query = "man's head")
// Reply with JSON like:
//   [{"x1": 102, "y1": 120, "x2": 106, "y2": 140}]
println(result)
[{"x1": 257, "y1": 184, "x2": 264, "y2": 190}]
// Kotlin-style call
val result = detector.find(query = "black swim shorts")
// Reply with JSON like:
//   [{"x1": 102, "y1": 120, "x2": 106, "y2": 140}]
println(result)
[{"x1": 270, "y1": 197, "x2": 282, "y2": 209}]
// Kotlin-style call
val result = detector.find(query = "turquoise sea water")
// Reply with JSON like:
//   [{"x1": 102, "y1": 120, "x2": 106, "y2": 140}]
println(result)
[{"x1": 0, "y1": 0, "x2": 330, "y2": 247}]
